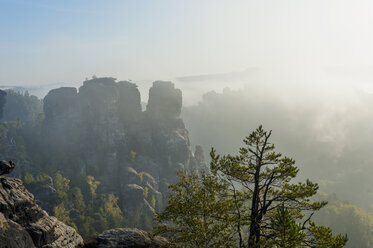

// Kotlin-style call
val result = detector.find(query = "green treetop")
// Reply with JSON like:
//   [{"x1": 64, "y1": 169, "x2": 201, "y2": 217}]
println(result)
[{"x1": 156, "y1": 126, "x2": 348, "y2": 248}]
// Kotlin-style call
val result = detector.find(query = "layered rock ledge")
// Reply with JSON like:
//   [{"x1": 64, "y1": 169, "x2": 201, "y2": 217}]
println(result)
[
  {"x1": 0, "y1": 177, "x2": 83, "y2": 248},
  {"x1": 92, "y1": 228, "x2": 168, "y2": 248}
]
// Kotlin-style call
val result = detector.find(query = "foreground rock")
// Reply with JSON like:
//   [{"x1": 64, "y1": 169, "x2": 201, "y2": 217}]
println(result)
[
  {"x1": 0, "y1": 177, "x2": 83, "y2": 248},
  {"x1": 92, "y1": 228, "x2": 168, "y2": 248},
  {"x1": 0, "y1": 160, "x2": 15, "y2": 175}
]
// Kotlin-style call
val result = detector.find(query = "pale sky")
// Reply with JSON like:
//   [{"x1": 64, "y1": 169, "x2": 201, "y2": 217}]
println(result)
[{"x1": 1, "y1": 0, "x2": 373, "y2": 87}]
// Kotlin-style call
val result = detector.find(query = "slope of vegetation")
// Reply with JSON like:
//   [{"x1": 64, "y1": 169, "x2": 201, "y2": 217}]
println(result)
[{"x1": 314, "y1": 193, "x2": 373, "y2": 248}]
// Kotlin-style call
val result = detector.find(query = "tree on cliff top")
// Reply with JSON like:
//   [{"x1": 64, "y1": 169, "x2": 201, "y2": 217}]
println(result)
[{"x1": 155, "y1": 126, "x2": 348, "y2": 247}]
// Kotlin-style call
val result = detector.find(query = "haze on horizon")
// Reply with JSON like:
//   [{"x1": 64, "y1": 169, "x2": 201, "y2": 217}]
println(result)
[
  {"x1": 2, "y1": 0, "x2": 373, "y2": 94},
  {"x1": 5, "y1": 2, "x2": 373, "y2": 246}
]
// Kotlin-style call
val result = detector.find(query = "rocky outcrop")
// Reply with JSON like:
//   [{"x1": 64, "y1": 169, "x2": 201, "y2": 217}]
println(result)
[
  {"x1": 0, "y1": 90, "x2": 6, "y2": 119},
  {"x1": 146, "y1": 81, "x2": 182, "y2": 121},
  {"x1": 43, "y1": 87, "x2": 78, "y2": 120},
  {"x1": 0, "y1": 177, "x2": 83, "y2": 248},
  {"x1": 94, "y1": 228, "x2": 168, "y2": 248},
  {"x1": 0, "y1": 160, "x2": 15, "y2": 175},
  {"x1": 117, "y1": 81, "x2": 142, "y2": 124},
  {"x1": 0, "y1": 212, "x2": 35, "y2": 248},
  {"x1": 22, "y1": 78, "x2": 206, "y2": 225}
]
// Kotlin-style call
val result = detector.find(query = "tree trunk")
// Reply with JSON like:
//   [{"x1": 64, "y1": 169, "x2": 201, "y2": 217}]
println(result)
[{"x1": 248, "y1": 157, "x2": 261, "y2": 247}]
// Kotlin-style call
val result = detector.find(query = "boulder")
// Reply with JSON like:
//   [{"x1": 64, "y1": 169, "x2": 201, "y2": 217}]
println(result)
[
  {"x1": 0, "y1": 177, "x2": 83, "y2": 248},
  {"x1": 96, "y1": 228, "x2": 168, "y2": 248},
  {"x1": 0, "y1": 160, "x2": 15, "y2": 176}
]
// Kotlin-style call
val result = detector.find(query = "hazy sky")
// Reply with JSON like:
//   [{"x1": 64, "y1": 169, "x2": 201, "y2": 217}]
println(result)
[{"x1": 2, "y1": 0, "x2": 373, "y2": 87}]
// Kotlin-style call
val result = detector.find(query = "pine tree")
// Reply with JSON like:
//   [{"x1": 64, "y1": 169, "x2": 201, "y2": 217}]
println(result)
[
  {"x1": 268, "y1": 205, "x2": 305, "y2": 248},
  {"x1": 209, "y1": 125, "x2": 345, "y2": 247},
  {"x1": 156, "y1": 126, "x2": 348, "y2": 248}
]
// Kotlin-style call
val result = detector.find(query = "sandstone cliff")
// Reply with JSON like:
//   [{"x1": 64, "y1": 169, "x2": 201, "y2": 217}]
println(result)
[
  {"x1": 0, "y1": 79, "x2": 206, "y2": 236},
  {"x1": 0, "y1": 90, "x2": 6, "y2": 119},
  {"x1": 36, "y1": 78, "x2": 206, "y2": 219},
  {"x1": 0, "y1": 176, "x2": 83, "y2": 248}
]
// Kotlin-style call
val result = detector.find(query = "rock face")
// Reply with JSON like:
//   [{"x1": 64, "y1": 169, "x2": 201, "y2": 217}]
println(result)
[
  {"x1": 146, "y1": 81, "x2": 182, "y2": 120},
  {"x1": 38, "y1": 78, "x2": 207, "y2": 219},
  {"x1": 25, "y1": 175, "x2": 56, "y2": 214},
  {"x1": 94, "y1": 228, "x2": 168, "y2": 248},
  {"x1": 0, "y1": 177, "x2": 83, "y2": 248},
  {"x1": 44, "y1": 87, "x2": 78, "y2": 120},
  {"x1": 0, "y1": 90, "x2": 6, "y2": 119}
]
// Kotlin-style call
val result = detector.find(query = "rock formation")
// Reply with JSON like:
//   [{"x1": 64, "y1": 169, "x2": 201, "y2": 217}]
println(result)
[
  {"x1": 38, "y1": 78, "x2": 206, "y2": 219},
  {"x1": 146, "y1": 81, "x2": 182, "y2": 121},
  {"x1": 0, "y1": 160, "x2": 15, "y2": 175},
  {"x1": 43, "y1": 87, "x2": 78, "y2": 121},
  {"x1": 93, "y1": 228, "x2": 168, "y2": 248},
  {"x1": 0, "y1": 90, "x2": 6, "y2": 119},
  {"x1": 0, "y1": 176, "x2": 83, "y2": 248}
]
